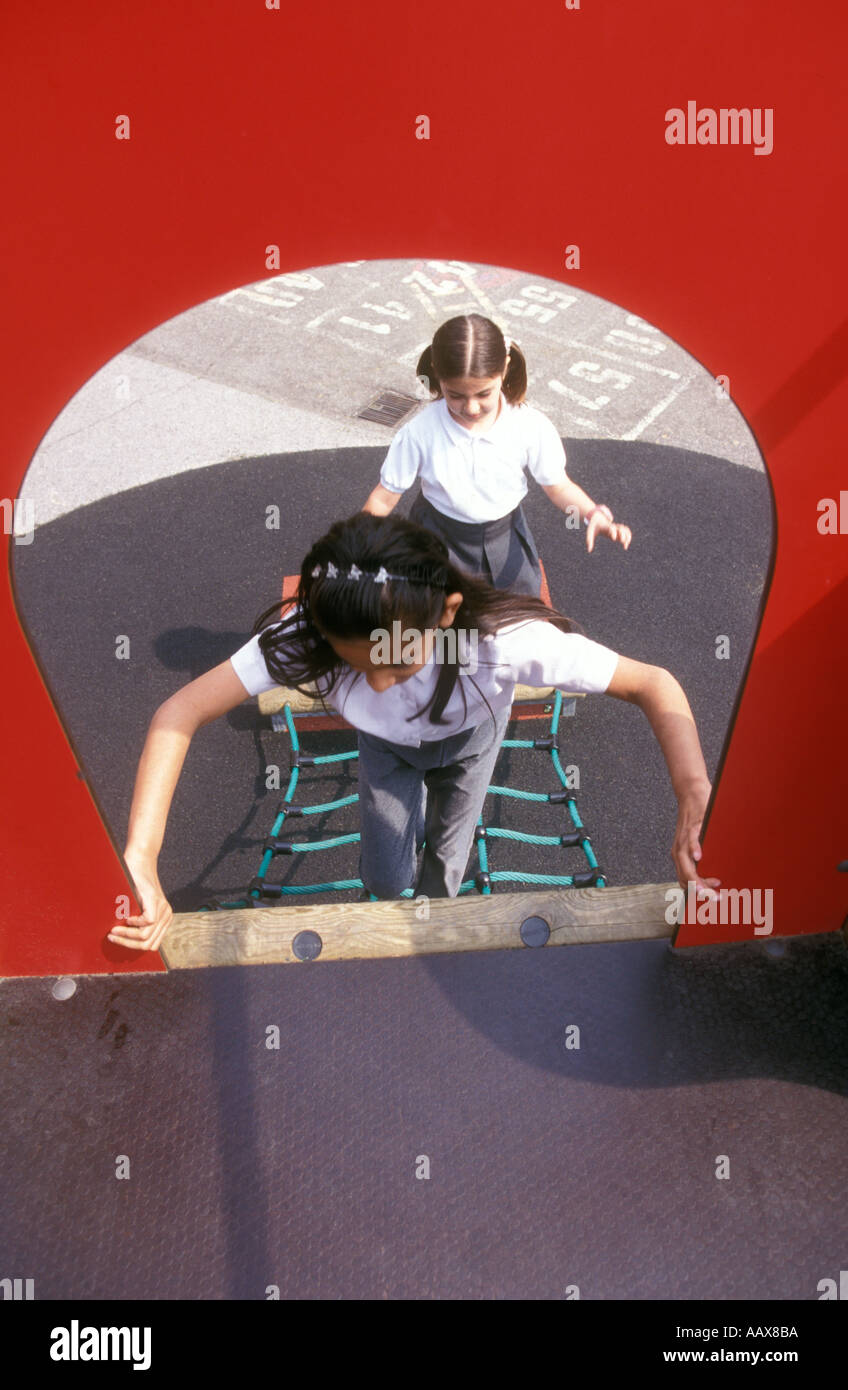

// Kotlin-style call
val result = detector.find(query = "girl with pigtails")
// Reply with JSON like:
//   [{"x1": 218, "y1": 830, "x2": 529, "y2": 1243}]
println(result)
[
  {"x1": 109, "y1": 513, "x2": 716, "y2": 953},
  {"x1": 362, "y1": 313, "x2": 633, "y2": 597}
]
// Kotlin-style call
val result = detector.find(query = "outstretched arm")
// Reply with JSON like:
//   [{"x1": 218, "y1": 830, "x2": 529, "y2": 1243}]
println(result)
[
  {"x1": 541, "y1": 479, "x2": 632, "y2": 553},
  {"x1": 362, "y1": 483, "x2": 404, "y2": 516},
  {"x1": 605, "y1": 655, "x2": 719, "y2": 894},
  {"x1": 107, "y1": 660, "x2": 253, "y2": 953}
]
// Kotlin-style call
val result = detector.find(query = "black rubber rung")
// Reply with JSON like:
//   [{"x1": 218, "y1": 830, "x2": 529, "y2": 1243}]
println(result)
[
  {"x1": 534, "y1": 737, "x2": 555, "y2": 751},
  {"x1": 561, "y1": 828, "x2": 589, "y2": 848},
  {"x1": 572, "y1": 868, "x2": 602, "y2": 888},
  {"x1": 248, "y1": 876, "x2": 283, "y2": 898},
  {"x1": 474, "y1": 825, "x2": 487, "y2": 841},
  {"x1": 281, "y1": 805, "x2": 304, "y2": 817},
  {"x1": 265, "y1": 836, "x2": 299, "y2": 855},
  {"x1": 475, "y1": 871, "x2": 491, "y2": 891},
  {"x1": 548, "y1": 790, "x2": 577, "y2": 805}
]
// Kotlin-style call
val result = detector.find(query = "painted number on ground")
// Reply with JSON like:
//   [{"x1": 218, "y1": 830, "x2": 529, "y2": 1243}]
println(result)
[{"x1": 499, "y1": 284, "x2": 577, "y2": 324}]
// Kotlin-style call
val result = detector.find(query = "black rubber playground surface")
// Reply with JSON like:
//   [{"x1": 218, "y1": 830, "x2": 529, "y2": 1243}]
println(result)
[{"x1": 6, "y1": 440, "x2": 848, "y2": 1300}]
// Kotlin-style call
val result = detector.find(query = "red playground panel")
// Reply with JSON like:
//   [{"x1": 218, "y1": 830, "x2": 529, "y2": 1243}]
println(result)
[{"x1": 278, "y1": 560, "x2": 559, "y2": 730}]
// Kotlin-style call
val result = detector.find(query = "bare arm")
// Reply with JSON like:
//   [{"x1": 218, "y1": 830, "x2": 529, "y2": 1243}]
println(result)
[
  {"x1": 542, "y1": 479, "x2": 632, "y2": 553},
  {"x1": 108, "y1": 660, "x2": 253, "y2": 953},
  {"x1": 605, "y1": 655, "x2": 719, "y2": 893},
  {"x1": 362, "y1": 483, "x2": 404, "y2": 516}
]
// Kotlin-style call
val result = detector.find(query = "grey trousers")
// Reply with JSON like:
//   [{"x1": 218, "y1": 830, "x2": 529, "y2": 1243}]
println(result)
[{"x1": 357, "y1": 706, "x2": 511, "y2": 899}]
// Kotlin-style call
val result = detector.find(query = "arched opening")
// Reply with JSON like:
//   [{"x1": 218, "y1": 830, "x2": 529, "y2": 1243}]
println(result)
[{"x1": 12, "y1": 257, "x2": 773, "y2": 958}]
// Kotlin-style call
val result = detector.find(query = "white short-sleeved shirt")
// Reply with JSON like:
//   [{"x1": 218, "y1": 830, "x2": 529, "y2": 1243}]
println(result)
[
  {"x1": 230, "y1": 616, "x2": 619, "y2": 749},
  {"x1": 379, "y1": 396, "x2": 568, "y2": 523}
]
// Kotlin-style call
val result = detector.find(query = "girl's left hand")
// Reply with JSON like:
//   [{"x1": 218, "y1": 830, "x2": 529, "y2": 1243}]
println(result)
[
  {"x1": 585, "y1": 510, "x2": 633, "y2": 554},
  {"x1": 107, "y1": 854, "x2": 173, "y2": 953},
  {"x1": 672, "y1": 784, "x2": 721, "y2": 896}
]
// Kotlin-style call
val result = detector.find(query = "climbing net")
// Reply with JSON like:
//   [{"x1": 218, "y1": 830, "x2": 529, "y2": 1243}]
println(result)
[{"x1": 207, "y1": 689, "x2": 605, "y2": 909}]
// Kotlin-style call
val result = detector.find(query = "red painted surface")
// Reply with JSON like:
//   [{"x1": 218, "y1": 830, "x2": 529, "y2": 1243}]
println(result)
[{"x1": 1, "y1": 1, "x2": 846, "y2": 972}]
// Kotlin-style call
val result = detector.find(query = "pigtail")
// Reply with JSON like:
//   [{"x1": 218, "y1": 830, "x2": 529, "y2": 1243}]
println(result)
[
  {"x1": 415, "y1": 344, "x2": 440, "y2": 396},
  {"x1": 501, "y1": 341, "x2": 528, "y2": 404}
]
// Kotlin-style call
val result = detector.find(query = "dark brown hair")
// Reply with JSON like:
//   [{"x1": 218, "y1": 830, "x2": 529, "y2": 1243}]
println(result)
[
  {"x1": 416, "y1": 314, "x2": 528, "y2": 404},
  {"x1": 254, "y1": 512, "x2": 578, "y2": 727}
]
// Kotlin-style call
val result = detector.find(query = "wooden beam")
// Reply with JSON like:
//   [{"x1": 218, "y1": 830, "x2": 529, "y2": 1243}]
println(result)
[
  {"x1": 161, "y1": 883, "x2": 676, "y2": 970},
  {"x1": 258, "y1": 685, "x2": 333, "y2": 715},
  {"x1": 257, "y1": 683, "x2": 584, "y2": 716}
]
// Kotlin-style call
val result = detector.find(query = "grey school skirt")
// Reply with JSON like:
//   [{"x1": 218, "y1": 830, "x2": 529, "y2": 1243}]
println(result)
[{"x1": 409, "y1": 492, "x2": 542, "y2": 597}]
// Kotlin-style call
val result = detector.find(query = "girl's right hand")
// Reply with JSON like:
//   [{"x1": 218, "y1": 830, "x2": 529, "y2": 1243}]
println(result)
[
  {"x1": 586, "y1": 508, "x2": 633, "y2": 554},
  {"x1": 107, "y1": 854, "x2": 173, "y2": 953}
]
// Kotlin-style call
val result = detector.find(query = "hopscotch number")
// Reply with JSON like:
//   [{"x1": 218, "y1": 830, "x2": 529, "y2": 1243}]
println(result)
[
  {"x1": 551, "y1": 361, "x2": 633, "y2": 411},
  {"x1": 604, "y1": 315, "x2": 666, "y2": 356},
  {"x1": 361, "y1": 301, "x2": 412, "y2": 321},
  {"x1": 523, "y1": 286, "x2": 577, "y2": 307},
  {"x1": 425, "y1": 260, "x2": 476, "y2": 276},
  {"x1": 275, "y1": 272, "x2": 324, "y2": 292},
  {"x1": 226, "y1": 287, "x2": 301, "y2": 308},
  {"x1": 260, "y1": 290, "x2": 301, "y2": 308},
  {"x1": 402, "y1": 268, "x2": 467, "y2": 297},
  {"x1": 499, "y1": 284, "x2": 577, "y2": 324},
  {"x1": 233, "y1": 271, "x2": 326, "y2": 311},
  {"x1": 569, "y1": 362, "x2": 633, "y2": 391},
  {"x1": 338, "y1": 316, "x2": 391, "y2": 334}
]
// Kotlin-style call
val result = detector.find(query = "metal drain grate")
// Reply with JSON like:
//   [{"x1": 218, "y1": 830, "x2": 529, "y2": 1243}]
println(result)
[{"x1": 357, "y1": 390, "x2": 420, "y2": 427}]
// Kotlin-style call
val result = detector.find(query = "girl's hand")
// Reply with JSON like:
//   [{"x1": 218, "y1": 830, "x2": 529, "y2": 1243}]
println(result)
[
  {"x1": 672, "y1": 784, "x2": 721, "y2": 896},
  {"x1": 109, "y1": 659, "x2": 252, "y2": 954},
  {"x1": 585, "y1": 508, "x2": 633, "y2": 554},
  {"x1": 107, "y1": 854, "x2": 173, "y2": 953}
]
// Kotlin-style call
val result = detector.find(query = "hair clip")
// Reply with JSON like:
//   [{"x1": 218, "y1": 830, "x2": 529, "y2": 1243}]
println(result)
[{"x1": 308, "y1": 561, "x2": 439, "y2": 588}]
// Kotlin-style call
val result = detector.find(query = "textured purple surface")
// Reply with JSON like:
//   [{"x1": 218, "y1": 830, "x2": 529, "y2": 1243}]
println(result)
[{"x1": 3, "y1": 932, "x2": 847, "y2": 1300}]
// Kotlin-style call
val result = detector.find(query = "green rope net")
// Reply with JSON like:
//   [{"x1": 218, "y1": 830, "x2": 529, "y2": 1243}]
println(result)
[{"x1": 204, "y1": 690, "x2": 604, "y2": 909}]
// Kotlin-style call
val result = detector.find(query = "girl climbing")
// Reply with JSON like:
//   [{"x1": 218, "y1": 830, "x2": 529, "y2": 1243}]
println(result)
[
  {"x1": 109, "y1": 513, "x2": 716, "y2": 952},
  {"x1": 362, "y1": 313, "x2": 633, "y2": 597}
]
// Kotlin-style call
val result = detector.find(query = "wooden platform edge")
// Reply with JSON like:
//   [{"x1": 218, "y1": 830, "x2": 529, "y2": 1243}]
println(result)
[
  {"x1": 257, "y1": 684, "x2": 585, "y2": 715},
  {"x1": 161, "y1": 883, "x2": 677, "y2": 970}
]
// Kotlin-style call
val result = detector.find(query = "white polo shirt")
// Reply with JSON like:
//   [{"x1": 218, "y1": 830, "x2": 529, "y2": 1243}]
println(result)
[
  {"x1": 379, "y1": 396, "x2": 568, "y2": 523},
  {"x1": 230, "y1": 617, "x2": 619, "y2": 748}
]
